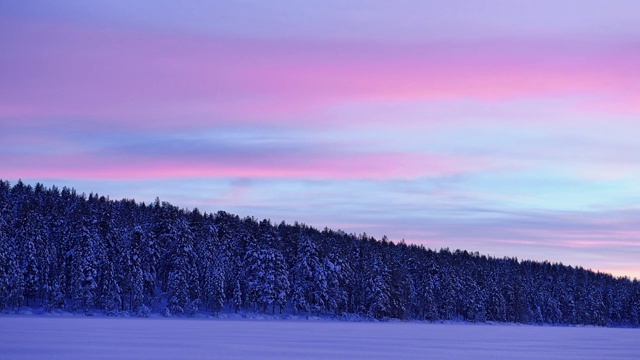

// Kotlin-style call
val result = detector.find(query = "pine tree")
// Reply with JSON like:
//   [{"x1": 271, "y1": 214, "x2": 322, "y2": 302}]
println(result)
[
  {"x1": 20, "y1": 235, "x2": 39, "y2": 304},
  {"x1": 272, "y1": 250, "x2": 290, "y2": 314},
  {"x1": 324, "y1": 254, "x2": 350, "y2": 315},
  {"x1": 0, "y1": 230, "x2": 8, "y2": 310},
  {"x1": 96, "y1": 211, "x2": 123, "y2": 315},
  {"x1": 364, "y1": 255, "x2": 392, "y2": 319},
  {"x1": 206, "y1": 264, "x2": 225, "y2": 314},
  {"x1": 194, "y1": 212, "x2": 223, "y2": 312},
  {"x1": 245, "y1": 243, "x2": 268, "y2": 312},
  {"x1": 4, "y1": 240, "x2": 24, "y2": 310},
  {"x1": 292, "y1": 234, "x2": 327, "y2": 314},
  {"x1": 165, "y1": 213, "x2": 198, "y2": 315},
  {"x1": 71, "y1": 219, "x2": 98, "y2": 314},
  {"x1": 1, "y1": 180, "x2": 640, "y2": 326},
  {"x1": 126, "y1": 227, "x2": 145, "y2": 312},
  {"x1": 0, "y1": 184, "x2": 11, "y2": 309},
  {"x1": 232, "y1": 279, "x2": 242, "y2": 312}
]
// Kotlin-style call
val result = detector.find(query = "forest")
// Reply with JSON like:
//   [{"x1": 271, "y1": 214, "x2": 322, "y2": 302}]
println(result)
[{"x1": 0, "y1": 180, "x2": 639, "y2": 326}]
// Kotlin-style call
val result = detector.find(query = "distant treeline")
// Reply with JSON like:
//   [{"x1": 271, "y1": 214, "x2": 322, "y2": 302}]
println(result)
[{"x1": 0, "y1": 180, "x2": 639, "y2": 326}]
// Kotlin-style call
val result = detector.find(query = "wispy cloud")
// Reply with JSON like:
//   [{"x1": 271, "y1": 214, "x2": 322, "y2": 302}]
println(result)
[
  {"x1": 2, "y1": 127, "x2": 490, "y2": 181},
  {"x1": 2, "y1": 17, "x2": 638, "y2": 124}
]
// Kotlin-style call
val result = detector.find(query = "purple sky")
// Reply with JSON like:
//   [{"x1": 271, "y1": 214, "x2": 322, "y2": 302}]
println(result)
[{"x1": 2, "y1": 1, "x2": 640, "y2": 279}]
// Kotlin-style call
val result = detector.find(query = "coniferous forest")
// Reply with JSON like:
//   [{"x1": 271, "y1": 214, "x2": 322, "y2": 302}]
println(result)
[{"x1": 1, "y1": 180, "x2": 639, "y2": 326}]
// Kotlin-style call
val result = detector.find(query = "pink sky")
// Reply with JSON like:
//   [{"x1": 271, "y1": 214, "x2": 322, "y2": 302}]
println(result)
[{"x1": 1, "y1": 1, "x2": 640, "y2": 279}]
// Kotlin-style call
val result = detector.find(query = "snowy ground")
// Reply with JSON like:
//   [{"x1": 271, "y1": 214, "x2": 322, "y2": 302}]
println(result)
[{"x1": 1, "y1": 316, "x2": 639, "y2": 359}]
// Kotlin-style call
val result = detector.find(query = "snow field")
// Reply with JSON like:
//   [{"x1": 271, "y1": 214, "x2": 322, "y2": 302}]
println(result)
[{"x1": 1, "y1": 317, "x2": 639, "y2": 359}]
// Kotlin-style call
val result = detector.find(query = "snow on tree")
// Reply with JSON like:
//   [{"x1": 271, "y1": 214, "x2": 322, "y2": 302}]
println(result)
[
  {"x1": 165, "y1": 215, "x2": 198, "y2": 315},
  {"x1": 71, "y1": 218, "x2": 98, "y2": 314},
  {"x1": 125, "y1": 226, "x2": 145, "y2": 312},
  {"x1": 231, "y1": 279, "x2": 242, "y2": 313},
  {"x1": 324, "y1": 253, "x2": 351, "y2": 315},
  {"x1": 0, "y1": 180, "x2": 638, "y2": 326},
  {"x1": 363, "y1": 254, "x2": 392, "y2": 319},
  {"x1": 291, "y1": 233, "x2": 327, "y2": 315}
]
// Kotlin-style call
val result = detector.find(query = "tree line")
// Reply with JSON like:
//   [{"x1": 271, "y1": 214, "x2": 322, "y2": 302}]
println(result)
[{"x1": 1, "y1": 180, "x2": 639, "y2": 326}]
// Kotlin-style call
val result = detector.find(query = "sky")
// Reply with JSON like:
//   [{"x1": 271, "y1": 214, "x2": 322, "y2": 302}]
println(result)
[{"x1": 1, "y1": 1, "x2": 640, "y2": 279}]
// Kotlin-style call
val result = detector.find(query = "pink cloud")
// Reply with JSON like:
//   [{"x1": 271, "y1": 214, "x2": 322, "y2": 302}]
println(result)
[
  {"x1": 562, "y1": 238, "x2": 640, "y2": 249},
  {"x1": 599, "y1": 266, "x2": 640, "y2": 280},
  {"x1": 2, "y1": 18, "x2": 638, "y2": 127},
  {"x1": 394, "y1": 227, "x2": 640, "y2": 279},
  {"x1": 1, "y1": 149, "x2": 485, "y2": 181}
]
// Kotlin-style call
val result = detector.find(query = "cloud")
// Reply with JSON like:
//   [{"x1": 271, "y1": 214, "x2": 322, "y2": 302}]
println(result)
[
  {"x1": 331, "y1": 206, "x2": 640, "y2": 278},
  {"x1": 2, "y1": 127, "x2": 492, "y2": 181},
  {"x1": 2, "y1": 17, "x2": 638, "y2": 126},
  {"x1": 4, "y1": 0, "x2": 640, "y2": 41}
]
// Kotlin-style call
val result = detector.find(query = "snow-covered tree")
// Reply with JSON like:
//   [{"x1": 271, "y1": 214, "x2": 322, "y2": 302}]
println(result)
[
  {"x1": 0, "y1": 180, "x2": 639, "y2": 326},
  {"x1": 364, "y1": 255, "x2": 392, "y2": 318},
  {"x1": 324, "y1": 253, "x2": 351, "y2": 315},
  {"x1": 291, "y1": 234, "x2": 327, "y2": 314},
  {"x1": 163, "y1": 211, "x2": 198, "y2": 315},
  {"x1": 71, "y1": 219, "x2": 98, "y2": 314}
]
